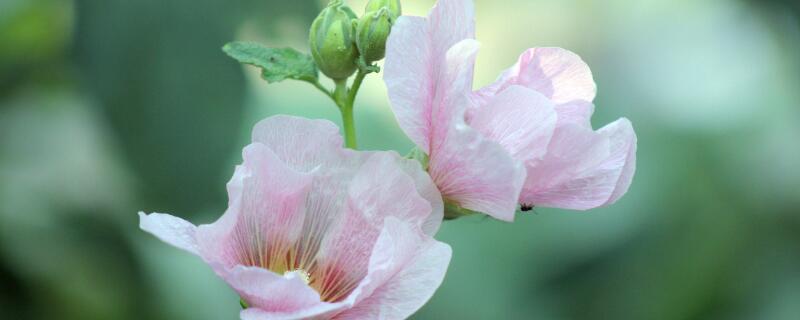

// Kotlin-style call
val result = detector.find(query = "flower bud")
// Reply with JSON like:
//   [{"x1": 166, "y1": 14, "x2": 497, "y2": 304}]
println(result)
[
  {"x1": 309, "y1": 0, "x2": 359, "y2": 80},
  {"x1": 355, "y1": 8, "x2": 394, "y2": 63},
  {"x1": 365, "y1": 0, "x2": 401, "y2": 19}
]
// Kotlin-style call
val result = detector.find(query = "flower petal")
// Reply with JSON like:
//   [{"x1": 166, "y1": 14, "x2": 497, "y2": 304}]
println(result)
[
  {"x1": 521, "y1": 118, "x2": 637, "y2": 209},
  {"x1": 224, "y1": 265, "x2": 323, "y2": 313},
  {"x1": 384, "y1": 0, "x2": 475, "y2": 153},
  {"x1": 600, "y1": 118, "x2": 638, "y2": 205},
  {"x1": 555, "y1": 100, "x2": 595, "y2": 127},
  {"x1": 251, "y1": 115, "x2": 345, "y2": 172},
  {"x1": 241, "y1": 304, "x2": 344, "y2": 320},
  {"x1": 468, "y1": 85, "x2": 557, "y2": 164},
  {"x1": 384, "y1": 16, "x2": 433, "y2": 152},
  {"x1": 139, "y1": 212, "x2": 199, "y2": 256},
  {"x1": 400, "y1": 39, "x2": 526, "y2": 221},
  {"x1": 427, "y1": 0, "x2": 476, "y2": 58},
  {"x1": 429, "y1": 123, "x2": 526, "y2": 222},
  {"x1": 196, "y1": 143, "x2": 312, "y2": 268},
  {"x1": 346, "y1": 153, "x2": 434, "y2": 232},
  {"x1": 313, "y1": 153, "x2": 435, "y2": 299},
  {"x1": 334, "y1": 217, "x2": 452, "y2": 320},
  {"x1": 478, "y1": 47, "x2": 597, "y2": 106},
  {"x1": 394, "y1": 157, "x2": 444, "y2": 235}
]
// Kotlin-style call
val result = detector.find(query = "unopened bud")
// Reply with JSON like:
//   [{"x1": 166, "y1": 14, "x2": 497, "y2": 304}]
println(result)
[
  {"x1": 356, "y1": 8, "x2": 394, "y2": 63},
  {"x1": 365, "y1": 0, "x2": 401, "y2": 19},
  {"x1": 309, "y1": 0, "x2": 359, "y2": 80}
]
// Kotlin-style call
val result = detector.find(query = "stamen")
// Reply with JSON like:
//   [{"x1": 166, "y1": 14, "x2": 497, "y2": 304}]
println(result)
[{"x1": 283, "y1": 269, "x2": 312, "y2": 285}]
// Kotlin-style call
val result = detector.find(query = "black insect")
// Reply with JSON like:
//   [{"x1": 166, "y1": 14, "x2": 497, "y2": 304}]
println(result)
[{"x1": 520, "y1": 203, "x2": 534, "y2": 212}]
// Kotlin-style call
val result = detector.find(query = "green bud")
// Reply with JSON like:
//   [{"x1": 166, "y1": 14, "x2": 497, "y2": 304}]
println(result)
[
  {"x1": 365, "y1": 0, "x2": 401, "y2": 19},
  {"x1": 355, "y1": 8, "x2": 394, "y2": 63},
  {"x1": 309, "y1": 0, "x2": 359, "y2": 80}
]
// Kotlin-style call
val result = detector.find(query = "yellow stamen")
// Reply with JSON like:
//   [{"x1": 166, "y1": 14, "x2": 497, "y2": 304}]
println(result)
[{"x1": 283, "y1": 269, "x2": 312, "y2": 285}]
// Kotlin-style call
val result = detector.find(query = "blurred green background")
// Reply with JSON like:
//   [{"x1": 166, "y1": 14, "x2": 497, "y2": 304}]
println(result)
[{"x1": 1, "y1": 0, "x2": 799, "y2": 319}]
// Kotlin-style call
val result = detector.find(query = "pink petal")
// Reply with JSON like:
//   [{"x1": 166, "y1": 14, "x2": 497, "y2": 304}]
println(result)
[
  {"x1": 555, "y1": 100, "x2": 596, "y2": 127},
  {"x1": 346, "y1": 153, "x2": 434, "y2": 231},
  {"x1": 601, "y1": 119, "x2": 638, "y2": 205},
  {"x1": 138, "y1": 212, "x2": 199, "y2": 255},
  {"x1": 468, "y1": 85, "x2": 557, "y2": 164},
  {"x1": 428, "y1": 0, "x2": 475, "y2": 59},
  {"x1": 478, "y1": 47, "x2": 597, "y2": 106},
  {"x1": 427, "y1": 38, "x2": 481, "y2": 147},
  {"x1": 196, "y1": 143, "x2": 313, "y2": 268},
  {"x1": 429, "y1": 122, "x2": 526, "y2": 221},
  {"x1": 384, "y1": 16, "x2": 433, "y2": 152},
  {"x1": 222, "y1": 265, "x2": 324, "y2": 314},
  {"x1": 314, "y1": 153, "x2": 435, "y2": 294},
  {"x1": 394, "y1": 157, "x2": 444, "y2": 235},
  {"x1": 251, "y1": 115, "x2": 345, "y2": 171},
  {"x1": 387, "y1": 4, "x2": 530, "y2": 220},
  {"x1": 384, "y1": 0, "x2": 476, "y2": 153},
  {"x1": 521, "y1": 118, "x2": 637, "y2": 209},
  {"x1": 241, "y1": 304, "x2": 344, "y2": 320},
  {"x1": 422, "y1": 40, "x2": 527, "y2": 222},
  {"x1": 333, "y1": 218, "x2": 452, "y2": 320}
]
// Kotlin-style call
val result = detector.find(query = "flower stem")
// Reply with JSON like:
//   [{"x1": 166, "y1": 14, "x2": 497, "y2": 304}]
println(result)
[
  {"x1": 333, "y1": 79, "x2": 358, "y2": 149},
  {"x1": 347, "y1": 70, "x2": 367, "y2": 108},
  {"x1": 310, "y1": 80, "x2": 333, "y2": 99},
  {"x1": 340, "y1": 103, "x2": 357, "y2": 149}
]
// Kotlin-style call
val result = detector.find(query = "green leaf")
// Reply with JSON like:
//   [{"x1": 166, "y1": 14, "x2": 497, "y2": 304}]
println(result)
[{"x1": 223, "y1": 41, "x2": 318, "y2": 84}]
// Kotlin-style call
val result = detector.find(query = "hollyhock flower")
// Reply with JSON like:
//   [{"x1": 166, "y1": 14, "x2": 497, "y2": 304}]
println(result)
[
  {"x1": 384, "y1": 0, "x2": 637, "y2": 220},
  {"x1": 139, "y1": 116, "x2": 450, "y2": 320},
  {"x1": 476, "y1": 49, "x2": 637, "y2": 210}
]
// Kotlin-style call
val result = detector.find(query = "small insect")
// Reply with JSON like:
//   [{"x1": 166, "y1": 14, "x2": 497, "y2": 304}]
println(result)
[{"x1": 520, "y1": 203, "x2": 534, "y2": 212}]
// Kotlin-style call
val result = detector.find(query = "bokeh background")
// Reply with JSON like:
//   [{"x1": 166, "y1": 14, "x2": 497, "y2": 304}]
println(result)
[{"x1": 2, "y1": 0, "x2": 799, "y2": 319}]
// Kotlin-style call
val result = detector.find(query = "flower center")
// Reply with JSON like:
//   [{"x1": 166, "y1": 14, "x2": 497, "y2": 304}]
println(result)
[
  {"x1": 236, "y1": 242, "x2": 362, "y2": 302},
  {"x1": 283, "y1": 269, "x2": 312, "y2": 285}
]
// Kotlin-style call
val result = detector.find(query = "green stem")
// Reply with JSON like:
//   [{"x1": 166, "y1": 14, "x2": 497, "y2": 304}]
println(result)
[
  {"x1": 310, "y1": 80, "x2": 333, "y2": 99},
  {"x1": 333, "y1": 79, "x2": 348, "y2": 105},
  {"x1": 333, "y1": 79, "x2": 358, "y2": 149},
  {"x1": 340, "y1": 104, "x2": 357, "y2": 149},
  {"x1": 347, "y1": 70, "x2": 367, "y2": 108}
]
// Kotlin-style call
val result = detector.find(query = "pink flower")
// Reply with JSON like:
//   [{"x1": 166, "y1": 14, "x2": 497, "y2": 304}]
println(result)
[
  {"x1": 139, "y1": 116, "x2": 450, "y2": 320},
  {"x1": 384, "y1": 0, "x2": 637, "y2": 220}
]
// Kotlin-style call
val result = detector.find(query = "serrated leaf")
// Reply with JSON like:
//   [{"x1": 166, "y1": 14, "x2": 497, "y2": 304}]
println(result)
[{"x1": 223, "y1": 42, "x2": 318, "y2": 84}]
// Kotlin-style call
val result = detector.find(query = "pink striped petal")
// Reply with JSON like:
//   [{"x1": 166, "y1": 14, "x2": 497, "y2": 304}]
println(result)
[
  {"x1": 223, "y1": 265, "x2": 326, "y2": 314},
  {"x1": 521, "y1": 118, "x2": 637, "y2": 209},
  {"x1": 468, "y1": 85, "x2": 557, "y2": 164},
  {"x1": 475, "y1": 48, "x2": 597, "y2": 129},
  {"x1": 478, "y1": 47, "x2": 597, "y2": 106},
  {"x1": 196, "y1": 143, "x2": 312, "y2": 268},
  {"x1": 333, "y1": 217, "x2": 451, "y2": 320},
  {"x1": 251, "y1": 115, "x2": 345, "y2": 171},
  {"x1": 422, "y1": 41, "x2": 526, "y2": 221},
  {"x1": 139, "y1": 212, "x2": 199, "y2": 255},
  {"x1": 395, "y1": 157, "x2": 444, "y2": 235},
  {"x1": 313, "y1": 153, "x2": 435, "y2": 300},
  {"x1": 429, "y1": 123, "x2": 526, "y2": 221},
  {"x1": 386, "y1": 2, "x2": 531, "y2": 220},
  {"x1": 384, "y1": 0, "x2": 476, "y2": 153}
]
